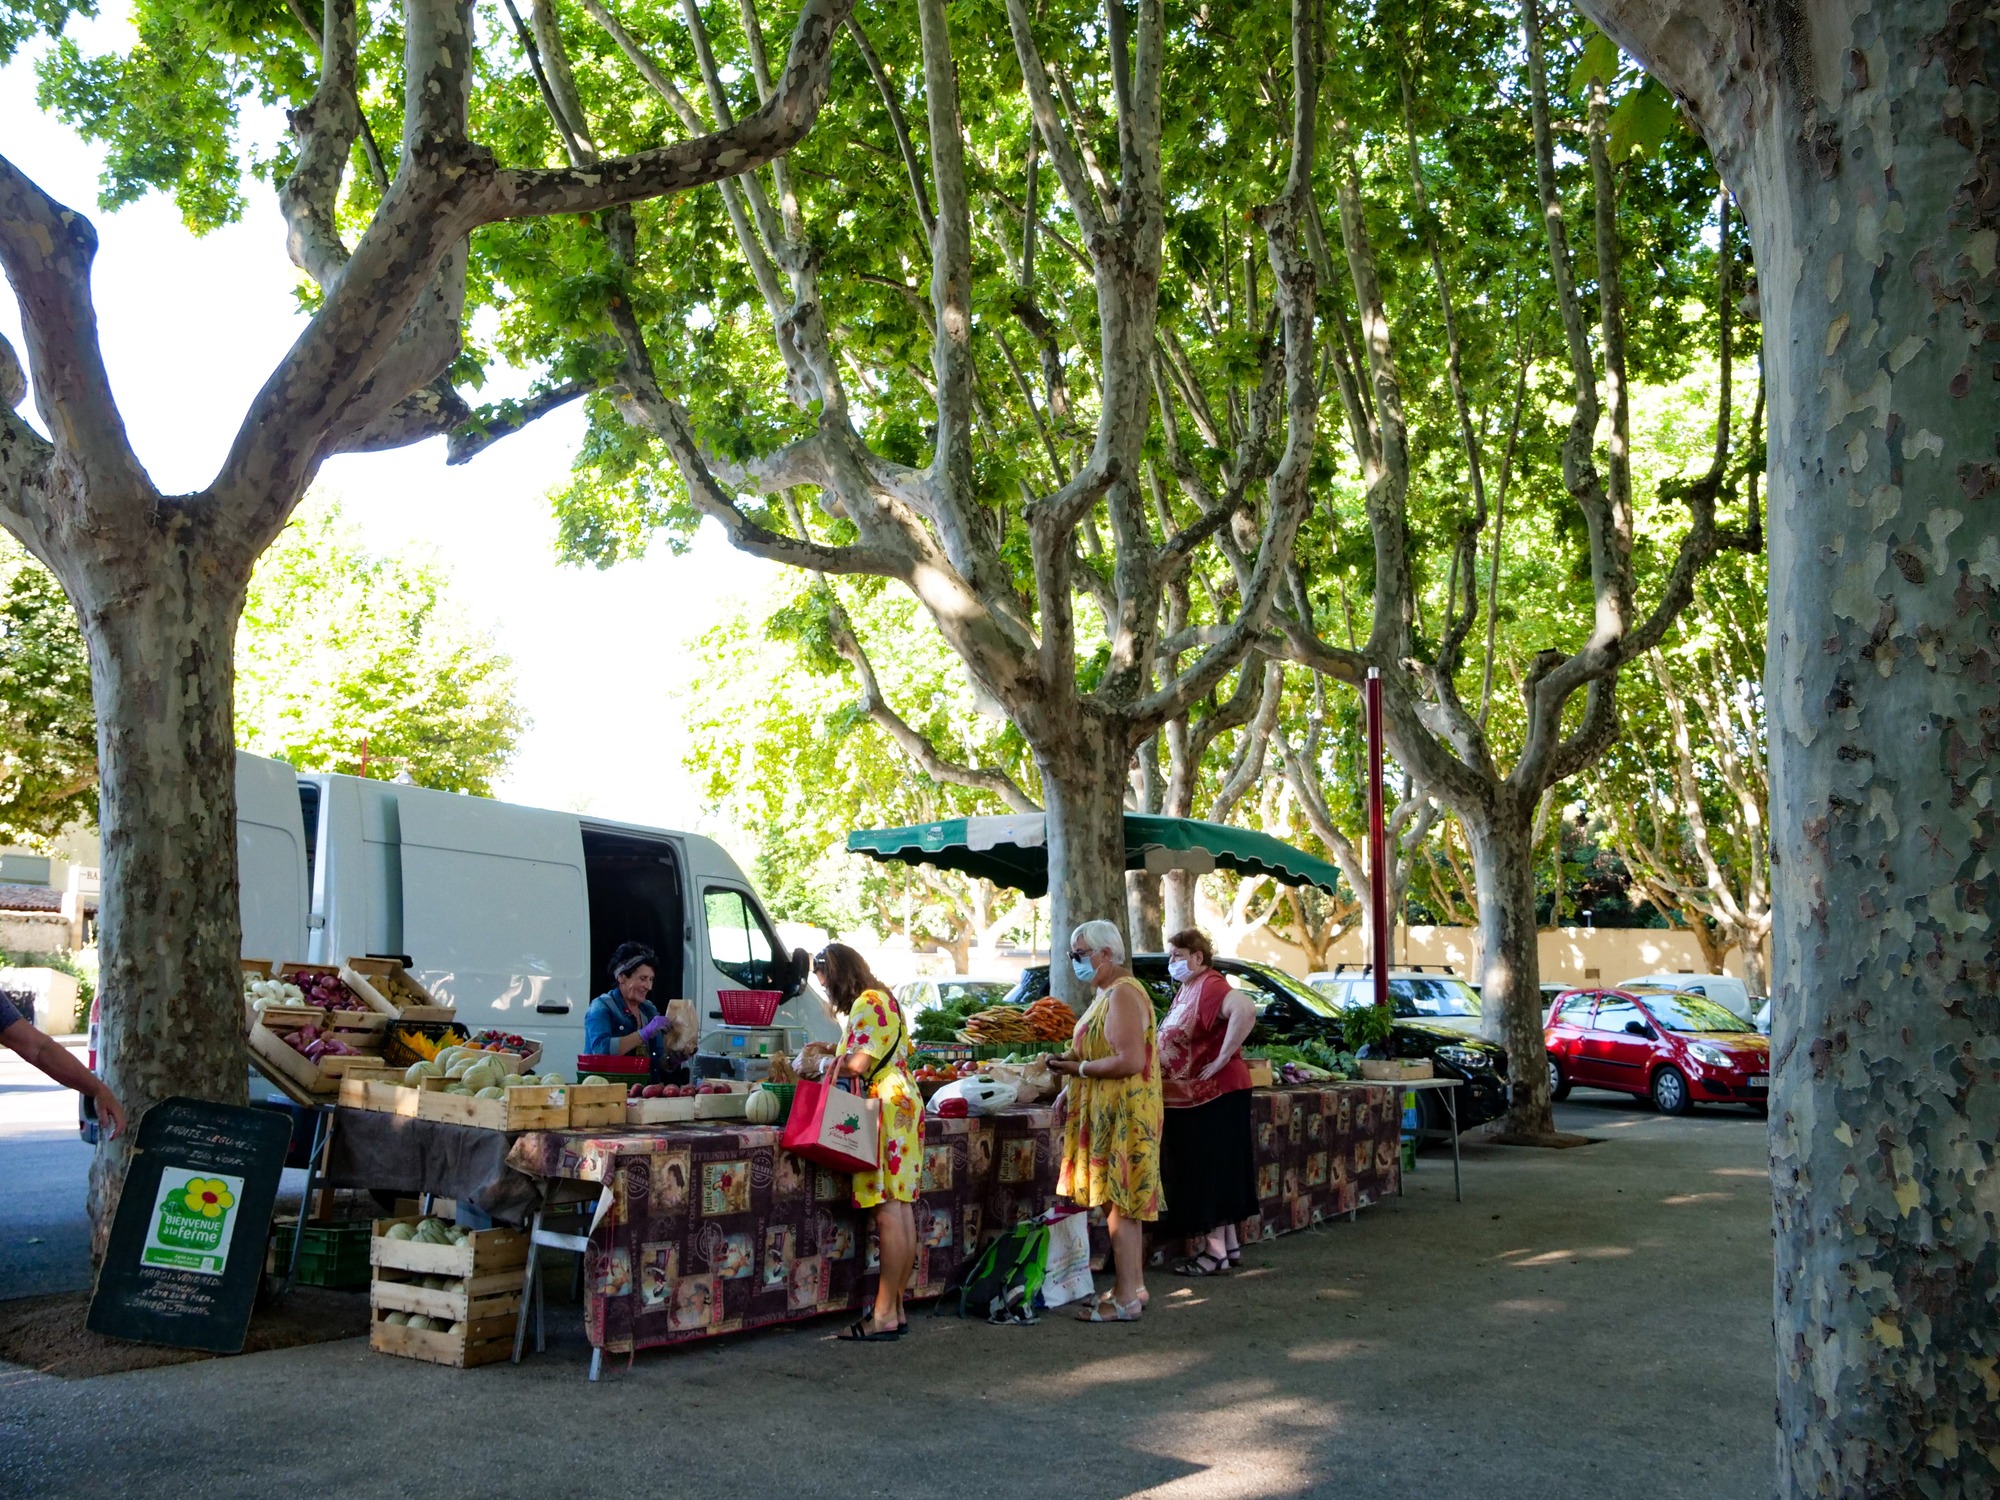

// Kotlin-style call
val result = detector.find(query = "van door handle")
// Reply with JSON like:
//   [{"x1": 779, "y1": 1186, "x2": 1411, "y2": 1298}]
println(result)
[{"x1": 536, "y1": 1000, "x2": 572, "y2": 1014}]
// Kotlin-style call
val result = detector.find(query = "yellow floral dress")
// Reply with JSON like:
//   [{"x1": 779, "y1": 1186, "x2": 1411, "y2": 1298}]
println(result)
[
  {"x1": 1058, "y1": 977, "x2": 1164, "y2": 1221},
  {"x1": 844, "y1": 988, "x2": 922, "y2": 1208}
]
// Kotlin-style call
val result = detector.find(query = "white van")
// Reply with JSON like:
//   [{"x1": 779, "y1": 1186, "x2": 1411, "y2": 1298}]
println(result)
[{"x1": 236, "y1": 752, "x2": 837, "y2": 1086}]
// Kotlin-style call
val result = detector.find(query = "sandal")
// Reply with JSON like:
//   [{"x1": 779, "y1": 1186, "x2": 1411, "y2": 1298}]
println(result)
[
  {"x1": 837, "y1": 1317, "x2": 901, "y2": 1342},
  {"x1": 1077, "y1": 1293, "x2": 1143, "y2": 1323},
  {"x1": 1170, "y1": 1251, "x2": 1230, "y2": 1277}
]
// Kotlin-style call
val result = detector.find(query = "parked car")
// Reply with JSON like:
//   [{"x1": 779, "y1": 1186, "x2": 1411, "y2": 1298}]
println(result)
[
  {"x1": 1617, "y1": 972, "x2": 1756, "y2": 1029},
  {"x1": 893, "y1": 976, "x2": 1018, "y2": 1020},
  {"x1": 1545, "y1": 986, "x2": 1769, "y2": 1115},
  {"x1": 1004, "y1": 956, "x2": 1510, "y2": 1134},
  {"x1": 1306, "y1": 967, "x2": 1485, "y2": 1035}
]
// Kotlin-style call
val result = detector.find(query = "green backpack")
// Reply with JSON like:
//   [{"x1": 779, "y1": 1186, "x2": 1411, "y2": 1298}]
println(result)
[{"x1": 946, "y1": 1221, "x2": 1049, "y2": 1324}]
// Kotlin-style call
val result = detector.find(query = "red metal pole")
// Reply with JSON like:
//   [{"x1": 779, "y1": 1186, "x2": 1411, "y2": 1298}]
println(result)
[{"x1": 1366, "y1": 668, "x2": 1389, "y2": 1013}]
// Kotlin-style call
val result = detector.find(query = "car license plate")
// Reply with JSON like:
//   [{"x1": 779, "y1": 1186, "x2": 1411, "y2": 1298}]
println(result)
[{"x1": 1748, "y1": 1075, "x2": 1768, "y2": 1089}]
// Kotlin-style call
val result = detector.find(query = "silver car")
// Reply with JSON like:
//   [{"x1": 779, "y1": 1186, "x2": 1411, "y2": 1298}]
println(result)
[{"x1": 1305, "y1": 968, "x2": 1486, "y2": 1036}]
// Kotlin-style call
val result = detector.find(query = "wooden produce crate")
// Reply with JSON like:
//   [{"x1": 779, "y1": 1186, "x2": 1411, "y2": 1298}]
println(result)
[
  {"x1": 694, "y1": 1088, "x2": 751, "y2": 1120},
  {"x1": 383, "y1": 1019, "x2": 472, "y2": 1070},
  {"x1": 369, "y1": 1304, "x2": 518, "y2": 1369},
  {"x1": 458, "y1": 1042, "x2": 543, "y2": 1075},
  {"x1": 339, "y1": 1074, "x2": 423, "y2": 1115},
  {"x1": 368, "y1": 1218, "x2": 528, "y2": 1370},
  {"x1": 1245, "y1": 1057, "x2": 1276, "y2": 1088},
  {"x1": 255, "y1": 1005, "x2": 327, "y2": 1032},
  {"x1": 567, "y1": 1080, "x2": 628, "y2": 1128},
  {"x1": 1358, "y1": 1058, "x2": 1434, "y2": 1082},
  {"x1": 415, "y1": 1076, "x2": 570, "y2": 1131},
  {"x1": 248, "y1": 1022, "x2": 339, "y2": 1097},
  {"x1": 625, "y1": 1094, "x2": 701, "y2": 1125},
  {"x1": 342, "y1": 957, "x2": 457, "y2": 1024},
  {"x1": 370, "y1": 1216, "x2": 528, "y2": 1278},
  {"x1": 241, "y1": 958, "x2": 277, "y2": 980},
  {"x1": 277, "y1": 962, "x2": 400, "y2": 1019}
]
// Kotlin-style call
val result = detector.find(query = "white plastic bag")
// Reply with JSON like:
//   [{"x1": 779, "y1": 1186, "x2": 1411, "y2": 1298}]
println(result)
[
  {"x1": 927, "y1": 1076, "x2": 1020, "y2": 1116},
  {"x1": 1040, "y1": 1208, "x2": 1094, "y2": 1308}
]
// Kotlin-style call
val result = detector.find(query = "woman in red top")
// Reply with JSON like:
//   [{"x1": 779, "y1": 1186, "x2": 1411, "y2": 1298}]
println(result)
[{"x1": 1155, "y1": 928, "x2": 1258, "y2": 1275}]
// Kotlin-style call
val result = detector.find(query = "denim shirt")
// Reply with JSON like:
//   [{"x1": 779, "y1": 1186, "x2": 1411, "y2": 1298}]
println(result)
[{"x1": 583, "y1": 989, "x2": 667, "y2": 1074}]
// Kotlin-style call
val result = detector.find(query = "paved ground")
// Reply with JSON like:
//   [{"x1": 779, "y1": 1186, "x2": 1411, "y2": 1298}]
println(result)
[{"x1": 0, "y1": 1091, "x2": 1775, "y2": 1500}]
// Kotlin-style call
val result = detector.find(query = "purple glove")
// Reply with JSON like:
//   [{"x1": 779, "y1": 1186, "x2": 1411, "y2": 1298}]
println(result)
[{"x1": 637, "y1": 1015, "x2": 670, "y2": 1043}]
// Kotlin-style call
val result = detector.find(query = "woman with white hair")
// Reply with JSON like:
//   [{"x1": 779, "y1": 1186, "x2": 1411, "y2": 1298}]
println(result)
[{"x1": 1045, "y1": 919, "x2": 1164, "y2": 1322}]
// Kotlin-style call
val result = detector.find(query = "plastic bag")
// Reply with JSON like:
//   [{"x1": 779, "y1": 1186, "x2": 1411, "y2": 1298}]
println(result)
[
  {"x1": 1039, "y1": 1207, "x2": 1094, "y2": 1309},
  {"x1": 927, "y1": 1076, "x2": 1020, "y2": 1116},
  {"x1": 980, "y1": 1059, "x2": 1055, "y2": 1104}
]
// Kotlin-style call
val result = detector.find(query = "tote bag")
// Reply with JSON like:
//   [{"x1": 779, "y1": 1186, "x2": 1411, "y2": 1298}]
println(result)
[{"x1": 781, "y1": 1010, "x2": 902, "y2": 1175}]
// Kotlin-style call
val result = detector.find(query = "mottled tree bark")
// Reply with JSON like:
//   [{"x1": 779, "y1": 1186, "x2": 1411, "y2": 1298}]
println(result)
[
  {"x1": 1042, "y1": 714, "x2": 1139, "y2": 1002},
  {"x1": 1577, "y1": 0, "x2": 2000, "y2": 1491},
  {"x1": 1463, "y1": 796, "x2": 1541, "y2": 1113}
]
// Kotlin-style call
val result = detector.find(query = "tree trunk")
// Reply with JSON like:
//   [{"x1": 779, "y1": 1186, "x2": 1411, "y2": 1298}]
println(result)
[
  {"x1": 1573, "y1": 3, "x2": 2000, "y2": 1488},
  {"x1": 1127, "y1": 870, "x2": 1164, "y2": 953},
  {"x1": 1734, "y1": 921, "x2": 1768, "y2": 1000},
  {"x1": 1464, "y1": 798, "x2": 1550, "y2": 1138},
  {"x1": 1039, "y1": 713, "x2": 1131, "y2": 1005},
  {"x1": 1161, "y1": 867, "x2": 1195, "y2": 939},
  {"x1": 78, "y1": 543, "x2": 251, "y2": 1256}
]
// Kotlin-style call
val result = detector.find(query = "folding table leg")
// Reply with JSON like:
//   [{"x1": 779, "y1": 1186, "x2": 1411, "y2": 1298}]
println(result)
[{"x1": 512, "y1": 1224, "x2": 542, "y2": 1364}]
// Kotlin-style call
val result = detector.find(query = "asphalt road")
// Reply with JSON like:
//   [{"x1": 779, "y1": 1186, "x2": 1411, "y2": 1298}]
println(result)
[{"x1": 0, "y1": 1088, "x2": 1777, "y2": 1500}]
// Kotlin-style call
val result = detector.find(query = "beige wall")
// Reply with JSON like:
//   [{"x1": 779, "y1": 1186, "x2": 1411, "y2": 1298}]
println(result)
[{"x1": 1236, "y1": 922, "x2": 1761, "y2": 988}]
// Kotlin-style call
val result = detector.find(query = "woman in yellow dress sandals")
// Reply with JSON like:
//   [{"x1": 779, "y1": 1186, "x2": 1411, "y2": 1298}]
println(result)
[
  {"x1": 1045, "y1": 919, "x2": 1164, "y2": 1323},
  {"x1": 812, "y1": 943, "x2": 923, "y2": 1342}
]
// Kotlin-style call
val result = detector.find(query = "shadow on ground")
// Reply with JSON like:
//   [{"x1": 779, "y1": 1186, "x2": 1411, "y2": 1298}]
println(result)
[{"x1": 0, "y1": 1096, "x2": 1773, "y2": 1500}]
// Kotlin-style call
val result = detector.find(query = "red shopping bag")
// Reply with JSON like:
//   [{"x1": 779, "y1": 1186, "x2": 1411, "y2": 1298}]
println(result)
[{"x1": 780, "y1": 1075, "x2": 881, "y2": 1174}]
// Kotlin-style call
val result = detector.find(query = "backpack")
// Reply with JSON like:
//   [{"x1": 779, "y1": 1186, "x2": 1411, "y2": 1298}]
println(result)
[{"x1": 939, "y1": 1221, "x2": 1049, "y2": 1324}]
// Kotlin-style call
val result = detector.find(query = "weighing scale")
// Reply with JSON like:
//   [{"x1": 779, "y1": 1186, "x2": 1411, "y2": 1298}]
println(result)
[{"x1": 693, "y1": 1025, "x2": 802, "y2": 1082}]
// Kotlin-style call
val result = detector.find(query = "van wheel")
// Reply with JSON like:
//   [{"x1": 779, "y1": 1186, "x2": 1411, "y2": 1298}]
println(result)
[
  {"x1": 1547, "y1": 1056, "x2": 1571, "y2": 1102},
  {"x1": 1651, "y1": 1066, "x2": 1691, "y2": 1115}
]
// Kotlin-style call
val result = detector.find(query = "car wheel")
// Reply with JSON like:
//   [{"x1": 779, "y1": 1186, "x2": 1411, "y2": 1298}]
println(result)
[
  {"x1": 1651, "y1": 1066, "x2": 1691, "y2": 1115},
  {"x1": 1547, "y1": 1056, "x2": 1571, "y2": 1102}
]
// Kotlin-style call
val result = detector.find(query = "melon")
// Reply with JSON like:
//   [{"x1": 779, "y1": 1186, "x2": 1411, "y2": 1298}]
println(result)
[
  {"x1": 745, "y1": 1088, "x2": 782, "y2": 1125},
  {"x1": 384, "y1": 1222, "x2": 416, "y2": 1241}
]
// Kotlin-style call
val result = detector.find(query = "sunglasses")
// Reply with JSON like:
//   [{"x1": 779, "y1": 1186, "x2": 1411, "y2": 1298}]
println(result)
[{"x1": 1069, "y1": 949, "x2": 1095, "y2": 962}]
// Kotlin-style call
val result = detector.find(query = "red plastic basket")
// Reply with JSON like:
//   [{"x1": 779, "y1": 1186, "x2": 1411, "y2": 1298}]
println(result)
[
  {"x1": 575, "y1": 1053, "x2": 650, "y2": 1076},
  {"x1": 716, "y1": 989, "x2": 783, "y2": 1027}
]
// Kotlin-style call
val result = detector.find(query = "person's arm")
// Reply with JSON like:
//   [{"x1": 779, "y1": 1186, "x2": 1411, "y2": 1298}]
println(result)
[
  {"x1": 1199, "y1": 991, "x2": 1258, "y2": 1080},
  {"x1": 3, "y1": 1018, "x2": 127, "y2": 1138}
]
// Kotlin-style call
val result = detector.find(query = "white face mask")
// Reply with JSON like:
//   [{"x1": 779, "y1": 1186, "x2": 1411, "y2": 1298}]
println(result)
[{"x1": 1167, "y1": 958, "x2": 1192, "y2": 983}]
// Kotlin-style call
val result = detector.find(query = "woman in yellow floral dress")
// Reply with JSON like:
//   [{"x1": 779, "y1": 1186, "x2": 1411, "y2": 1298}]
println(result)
[
  {"x1": 812, "y1": 943, "x2": 922, "y2": 1341},
  {"x1": 1047, "y1": 919, "x2": 1164, "y2": 1323}
]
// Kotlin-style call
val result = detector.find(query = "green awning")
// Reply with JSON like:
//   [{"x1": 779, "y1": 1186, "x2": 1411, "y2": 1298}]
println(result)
[{"x1": 845, "y1": 814, "x2": 1345, "y2": 898}]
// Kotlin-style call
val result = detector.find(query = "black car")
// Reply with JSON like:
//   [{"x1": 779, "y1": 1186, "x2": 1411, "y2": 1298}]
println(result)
[{"x1": 1003, "y1": 955, "x2": 1510, "y2": 1134}]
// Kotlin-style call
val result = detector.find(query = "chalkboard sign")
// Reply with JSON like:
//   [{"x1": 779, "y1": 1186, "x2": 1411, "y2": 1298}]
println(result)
[{"x1": 87, "y1": 1096, "x2": 292, "y2": 1353}]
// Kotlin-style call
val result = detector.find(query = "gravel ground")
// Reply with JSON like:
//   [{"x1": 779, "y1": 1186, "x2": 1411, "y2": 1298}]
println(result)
[{"x1": 0, "y1": 1093, "x2": 1775, "y2": 1500}]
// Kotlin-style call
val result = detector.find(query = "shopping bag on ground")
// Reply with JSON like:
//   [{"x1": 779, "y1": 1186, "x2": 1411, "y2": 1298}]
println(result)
[
  {"x1": 780, "y1": 1076, "x2": 880, "y2": 1174},
  {"x1": 939, "y1": 1220, "x2": 1048, "y2": 1323},
  {"x1": 1038, "y1": 1207, "x2": 1093, "y2": 1309}
]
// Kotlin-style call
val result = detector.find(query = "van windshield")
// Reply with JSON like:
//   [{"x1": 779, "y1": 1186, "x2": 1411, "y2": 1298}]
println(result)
[{"x1": 703, "y1": 887, "x2": 782, "y2": 991}]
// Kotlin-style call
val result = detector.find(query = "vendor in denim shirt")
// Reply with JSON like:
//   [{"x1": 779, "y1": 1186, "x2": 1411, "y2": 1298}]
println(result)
[{"x1": 583, "y1": 944, "x2": 684, "y2": 1082}]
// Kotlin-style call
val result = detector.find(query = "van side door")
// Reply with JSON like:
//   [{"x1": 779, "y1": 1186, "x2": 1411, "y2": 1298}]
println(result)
[{"x1": 236, "y1": 752, "x2": 310, "y2": 964}]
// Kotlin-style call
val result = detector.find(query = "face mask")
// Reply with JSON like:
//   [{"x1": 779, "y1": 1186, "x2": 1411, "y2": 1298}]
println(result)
[
  {"x1": 1070, "y1": 955, "x2": 1098, "y2": 983},
  {"x1": 1167, "y1": 958, "x2": 1191, "y2": 983}
]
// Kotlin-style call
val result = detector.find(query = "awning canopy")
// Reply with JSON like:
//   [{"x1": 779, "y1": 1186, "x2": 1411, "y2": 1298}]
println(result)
[{"x1": 845, "y1": 815, "x2": 1345, "y2": 898}]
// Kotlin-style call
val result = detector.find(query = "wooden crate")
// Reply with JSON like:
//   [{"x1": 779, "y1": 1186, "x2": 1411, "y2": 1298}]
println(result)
[
  {"x1": 248, "y1": 1022, "x2": 339, "y2": 1096},
  {"x1": 276, "y1": 962, "x2": 400, "y2": 1019},
  {"x1": 342, "y1": 957, "x2": 456, "y2": 1023},
  {"x1": 567, "y1": 1080, "x2": 628, "y2": 1128},
  {"x1": 415, "y1": 1076, "x2": 570, "y2": 1131},
  {"x1": 1358, "y1": 1058, "x2": 1434, "y2": 1082},
  {"x1": 370, "y1": 1216, "x2": 528, "y2": 1279},
  {"x1": 625, "y1": 1094, "x2": 700, "y2": 1125},
  {"x1": 694, "y1": 1090, "x2": 751, "y2": 1120},
  {"x1": 1246, "y1": 1057, "x2": 1275, "y2": 1088},
  {"x1": 456, "y1": 1042, "x2": 543, "y2": 1075},
  {"x1": 369, "y1": 1305, "x2": 517, "y2": 1369},
  {"x1": 241, "y1": 958, "x2": 276, "y2": 979},
  {"x1": 371, "y1": 1263, "x2": 524, "y2": 1323},
  {"x1": 339, "y1": 1076, "x2": 423, "y2": 1116}
]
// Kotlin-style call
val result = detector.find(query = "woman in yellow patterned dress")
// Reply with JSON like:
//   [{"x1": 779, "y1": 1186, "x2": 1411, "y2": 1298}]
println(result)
[
  {"x1": 1046, "y1": 919, "x2": 1164, "y2": 1323},
  {"x1": 812, "y1": 943, "x2": 922, "y2": 1341}
]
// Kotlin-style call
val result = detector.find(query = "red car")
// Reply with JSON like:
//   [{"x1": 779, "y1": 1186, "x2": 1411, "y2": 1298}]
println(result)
[{"x1": 1545, "y1": 986, "x2": 1769, "y2": 1115}]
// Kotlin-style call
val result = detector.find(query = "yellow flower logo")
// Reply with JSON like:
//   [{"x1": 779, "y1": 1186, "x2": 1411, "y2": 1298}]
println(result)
[{"x1": 180, "y1": 1178, "x2": 235, "y2": 1219}]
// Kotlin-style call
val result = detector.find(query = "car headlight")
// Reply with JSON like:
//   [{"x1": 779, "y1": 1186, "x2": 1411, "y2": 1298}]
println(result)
[
  {"x1": 1688, "y1": 1043, "x2": 1732, "y2": 1068},
  {"x1": 1434, "y1": 1045, "x2": 1490, "y2": 1073}
]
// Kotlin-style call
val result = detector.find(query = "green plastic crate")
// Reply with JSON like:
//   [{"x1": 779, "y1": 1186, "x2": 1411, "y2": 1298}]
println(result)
[{"x1": 270, "y1": 1219, "x2": 373, "y2": 1287}]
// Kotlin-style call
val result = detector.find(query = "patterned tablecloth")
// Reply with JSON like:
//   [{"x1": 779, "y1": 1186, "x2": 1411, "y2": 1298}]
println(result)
[{"x1": 502, "y1": 1084, "x2": 1401, "y2": 1356}]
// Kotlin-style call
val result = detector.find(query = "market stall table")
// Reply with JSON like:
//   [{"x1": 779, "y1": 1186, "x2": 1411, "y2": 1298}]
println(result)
[{"x1": 501, "y1": 1083, "x2": 1403, "y2": 1374}]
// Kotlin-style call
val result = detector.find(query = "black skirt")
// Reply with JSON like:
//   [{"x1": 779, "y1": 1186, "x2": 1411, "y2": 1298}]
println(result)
[{"x1": 1156, "y1": 1088, "x2": 1258, "y2": 1238}]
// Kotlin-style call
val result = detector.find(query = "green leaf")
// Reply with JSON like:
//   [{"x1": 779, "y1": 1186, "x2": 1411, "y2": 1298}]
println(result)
[
  {"x1": 1608, "y1": 82, "x2": 1681, "y2": 163},
  {"x1": 1567, "y1": 31, "x2": 1623, "y2": 97}
]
